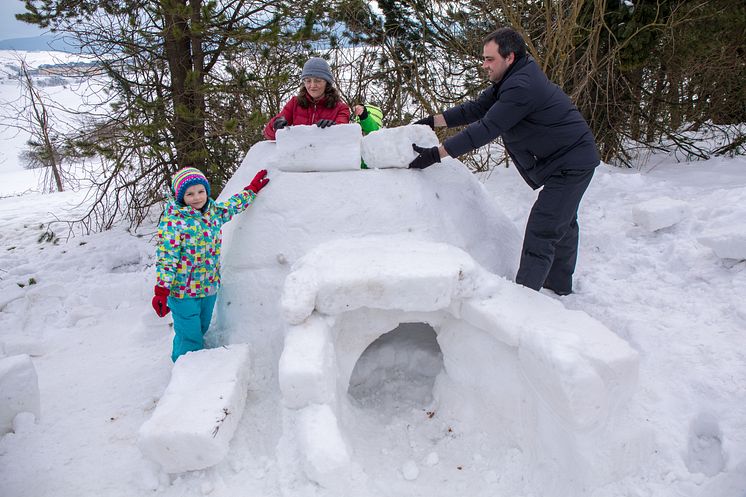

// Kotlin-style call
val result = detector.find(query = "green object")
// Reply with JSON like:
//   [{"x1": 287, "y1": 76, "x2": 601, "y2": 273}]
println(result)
[
  {"x1": 355, "y1": 104, "x2": 383, "y2": 169},
  {"x1": 354, "y1": 104, "x2": 383, "y2": 135}
]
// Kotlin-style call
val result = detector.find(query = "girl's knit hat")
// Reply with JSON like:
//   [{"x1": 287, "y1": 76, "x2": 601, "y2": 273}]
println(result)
[{"x1": 172, "y1": 167, "x2": 211, "y2": 205}]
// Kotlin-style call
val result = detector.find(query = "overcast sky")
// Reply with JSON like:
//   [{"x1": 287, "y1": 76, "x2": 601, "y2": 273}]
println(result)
[{"x1": 2, "y1": 3, "x2": 48, "y2": 40}]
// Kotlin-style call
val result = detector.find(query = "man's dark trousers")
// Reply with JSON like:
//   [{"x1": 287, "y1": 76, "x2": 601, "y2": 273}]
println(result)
[{"x1": 515, "y1": 167, "x2": 595, "y2": 295}]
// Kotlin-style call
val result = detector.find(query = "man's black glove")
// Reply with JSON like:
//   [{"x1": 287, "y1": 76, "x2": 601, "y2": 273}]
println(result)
[
  {"x1": 408, "y1": 144, "x2": 441, "y2": 169},
  {"x1": 413, "y1": 115, "x2": 434, "y2": 129},
  {"x1": 317, "y1": 119, "x2": 335, "y2": 128},
  {"x1": 273, "y1": 116, "x2": 288, "y2": 131}
]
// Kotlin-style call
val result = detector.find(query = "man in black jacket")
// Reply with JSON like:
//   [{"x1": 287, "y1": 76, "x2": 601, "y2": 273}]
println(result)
[{"x1": 410, "y1": 27, "x2": 600, "y2": 296}]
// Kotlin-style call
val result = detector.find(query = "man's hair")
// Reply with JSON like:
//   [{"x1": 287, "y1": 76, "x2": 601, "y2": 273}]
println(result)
[{"x1": 483, "y1": 27, "x2": 527, "y2": 59}]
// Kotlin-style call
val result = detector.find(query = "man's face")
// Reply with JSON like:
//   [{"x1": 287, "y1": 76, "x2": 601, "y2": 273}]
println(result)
[{"x1": 482, "y1": 40, "x2": 514, "y2": 83}]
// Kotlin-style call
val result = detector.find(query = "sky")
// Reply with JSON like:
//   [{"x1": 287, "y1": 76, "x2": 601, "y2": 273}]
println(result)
[
  {"x1": 1, "y1": 51, "x2": 745, "y2": 497},
  {"x1": 1, "y1": 3, "x2": 48, "y2": 40}
]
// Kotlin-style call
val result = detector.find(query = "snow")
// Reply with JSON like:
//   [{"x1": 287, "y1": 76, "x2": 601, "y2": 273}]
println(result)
[
  {"x1": 632, "y1": 196, "x2": 690, "y2": 232},
  {"x1": 137, "y1": 344, "x2": 252, "y2": 473},
  {"x1": 1, "y1": 51, "x2": 746, "y2": 497},
  {"x1": 0, "y1": 354, "x2": 40, "y2": 434},
  {"x1": 272, "y1": 123, "x2": 363, "y2": 171},
  {"x1": 361, "y1": 124, "x2": 438, "y2": 168}
]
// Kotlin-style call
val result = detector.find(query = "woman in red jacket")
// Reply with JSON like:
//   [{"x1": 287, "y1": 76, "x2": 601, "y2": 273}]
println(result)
[{"x1": 263, "y1": 57, "x2": 351, "y2": 140}]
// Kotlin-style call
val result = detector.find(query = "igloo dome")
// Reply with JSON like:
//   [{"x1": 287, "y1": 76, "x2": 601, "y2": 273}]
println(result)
[{"x1": 203, "y1": 126, "x2": 641, "y2": 495}]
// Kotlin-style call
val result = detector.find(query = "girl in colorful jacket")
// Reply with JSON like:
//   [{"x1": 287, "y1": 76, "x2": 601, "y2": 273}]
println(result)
[
  {"x1": 151, "y1": 167, "x2": 269, "y2": 362},
  {"x1": 263, "y1": 57, "x2": 351, "y2": 140}
]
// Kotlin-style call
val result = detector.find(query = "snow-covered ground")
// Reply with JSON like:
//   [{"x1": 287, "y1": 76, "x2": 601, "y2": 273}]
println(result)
[{"x1": 1, "y1": 51, "x2": 745, "y2": 497}]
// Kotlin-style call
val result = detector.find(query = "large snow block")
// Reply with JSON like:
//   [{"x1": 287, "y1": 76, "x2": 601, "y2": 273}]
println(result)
[
  {"x1": 698, "y1": 224, "x2": 746, "y2": 260},
  {"x1": 273, "y1": 123, "x2": 362, "y2": 171},
  {"x1": 297, "y1": 404, "x2": 351, "y2": 478},
  {"x1": 631, "y1": 196, "x2": 689, "y2": 231},
  {"x1": 460, "y1": 280, "x2": 639, "y2": 431},
  {"x1": 0, "y1": 354, "x2": 40, "y2": 434},
  {"x1": 361, "y1": 124, "x2": 438, "y2": 169},
  {"x1": 281, "y1": 236, "x2": 482, "y2": 325},
  {"x1": 279, "y1": 314, "x2": 337, "y2": 409},
  {"x1": 138, "y1": 345, "x2": 251, "y2": 473}
]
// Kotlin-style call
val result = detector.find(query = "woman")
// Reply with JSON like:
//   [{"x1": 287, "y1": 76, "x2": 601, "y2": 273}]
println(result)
[{"x1": 263, "y1": 57, "x2": 351, "y2": 140}]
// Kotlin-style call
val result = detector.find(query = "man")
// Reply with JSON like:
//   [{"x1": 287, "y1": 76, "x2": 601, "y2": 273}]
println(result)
[{"x1": 409, "y1": 27, "x2": 600, "y2": 296}]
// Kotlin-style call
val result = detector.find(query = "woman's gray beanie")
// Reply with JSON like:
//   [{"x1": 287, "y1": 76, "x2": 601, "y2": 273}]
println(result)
[{"x1": 301, "y1": 57, "x2": 334, "y2": 85}]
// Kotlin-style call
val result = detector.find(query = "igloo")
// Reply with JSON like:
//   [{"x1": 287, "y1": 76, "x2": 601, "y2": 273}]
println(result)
[{"x1": 206, "y1": 125, "x2": 644, "y2": 494}]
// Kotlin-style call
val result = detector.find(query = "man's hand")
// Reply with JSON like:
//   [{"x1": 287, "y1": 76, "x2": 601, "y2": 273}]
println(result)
[
  {"x1": 408, "y1": 144, "x2": 441, "y2": 169},
  {"x1": 272, "y1": 116, "x2": 288, "y2": 131},
  {"x1": 413, "y1": 115, "x2": 434, "y2": 129},
  {"x1": 316, "y1": 119, "x2": 335, "y2": 128}
]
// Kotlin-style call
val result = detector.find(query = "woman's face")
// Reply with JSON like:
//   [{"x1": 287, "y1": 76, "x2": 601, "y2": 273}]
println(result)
[{"x1": 303, "y1": 77, "x2": 327, "y2": 100}]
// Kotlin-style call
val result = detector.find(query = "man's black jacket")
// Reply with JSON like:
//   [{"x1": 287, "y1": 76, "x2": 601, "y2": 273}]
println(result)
[{"x1": 443, "y1": 55, "x2": 600, "y2": 189}]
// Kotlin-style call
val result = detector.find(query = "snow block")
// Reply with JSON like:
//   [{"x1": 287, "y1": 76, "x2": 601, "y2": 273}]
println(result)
[
  {"x1": 281, "y1": 236, "x2": 481, "y2": 325},
  {"x1": 0, "y1": 354, "x2": 40, "y2": 434},
  {"x1": 279, "y1": 314, "x2": 337, "y2": 409},
  {"x1": 461, "y1": 281, "x2": 639, "y2": 431},
  {"x1": 138, "y1": 345, "x2": 251, "y2": 473},
  {"x1": 698, "y1": 224, "x2": 746, "y2": 260},
  {"x1": 297, "y1": 404, "x2": 351, "y2": 479},
  {"x1": 361, "y1": 124, "x2": 438, "y2": 169},
  {"x1": 631, "y1": 196, "x2": 690, "y2": 231},
  {"x1": 273, "y1": 123, "x2": 362, "y2": 172}
]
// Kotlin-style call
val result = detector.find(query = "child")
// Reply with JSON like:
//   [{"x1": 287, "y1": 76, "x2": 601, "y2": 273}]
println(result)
[
  {"x1": 151, "y1": 167, "x2": 269, "y2": 362},
  {"x1": 352, "y1": 103, "x2": 383, "y2": 135},
  {"x1": 352, "y1": 103, "x2": 384, "y2": 169}
]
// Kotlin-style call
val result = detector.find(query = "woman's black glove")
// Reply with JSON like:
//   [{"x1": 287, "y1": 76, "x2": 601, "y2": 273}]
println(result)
[
  {"x1": 316, "y1": 119, "x2": 335, "y2": 128},
  {"x1": 273, "y1": 116, "x2": 288, "y2": 130}
]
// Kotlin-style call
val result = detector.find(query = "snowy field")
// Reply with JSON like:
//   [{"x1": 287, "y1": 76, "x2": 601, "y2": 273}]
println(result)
[{"x1": 1, "y1": 52, "x2": 745, "y2": 497}]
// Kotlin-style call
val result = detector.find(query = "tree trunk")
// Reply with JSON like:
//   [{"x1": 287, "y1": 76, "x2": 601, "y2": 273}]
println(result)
[{"x1": 161, "y1": 0, "x2": 206, "y2": 169}]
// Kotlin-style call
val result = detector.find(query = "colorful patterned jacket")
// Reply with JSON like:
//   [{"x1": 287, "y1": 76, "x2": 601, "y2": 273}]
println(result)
[{"x1": 155, "y1": 190, "x2": 255, "y2": 299}]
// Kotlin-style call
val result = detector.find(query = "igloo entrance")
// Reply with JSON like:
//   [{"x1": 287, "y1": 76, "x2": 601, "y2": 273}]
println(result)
[{"x1": 347, "y1": 322, "x2": 443, "y2": 411}]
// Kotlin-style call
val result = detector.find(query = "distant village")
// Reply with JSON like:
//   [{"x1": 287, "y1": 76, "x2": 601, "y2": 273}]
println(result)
[
  {"x1": 0, "y1": 60, "x2": 102, "y2": 87},
  {"x1": 17, "y1": 61, "x2": 102, "y2": 77}
]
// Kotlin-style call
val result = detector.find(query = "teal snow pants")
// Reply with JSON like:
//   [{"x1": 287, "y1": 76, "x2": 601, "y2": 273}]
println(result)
[{"x1": 168, "y1": 294, "x2": 218, "y2": 362}]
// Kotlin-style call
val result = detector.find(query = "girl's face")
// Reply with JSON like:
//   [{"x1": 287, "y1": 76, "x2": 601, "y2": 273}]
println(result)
[
  {"x1": 303, "y1": 77, "x2": 327, "y2": 100},
  {"x1": 183, "y1": 184, "x2": 208, "y2": 210}
]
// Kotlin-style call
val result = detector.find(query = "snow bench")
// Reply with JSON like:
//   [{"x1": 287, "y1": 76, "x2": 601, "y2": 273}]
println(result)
[{"x1": 138, "y1": 344, "x2": 251, "y2": 473}]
